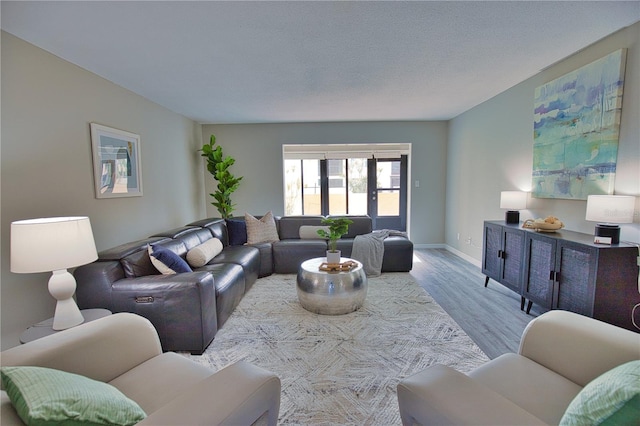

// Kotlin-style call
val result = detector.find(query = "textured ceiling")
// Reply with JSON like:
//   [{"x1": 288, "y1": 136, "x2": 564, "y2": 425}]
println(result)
[{"x1": 2, "y1": 1, "x2": 639, "y2": 124}]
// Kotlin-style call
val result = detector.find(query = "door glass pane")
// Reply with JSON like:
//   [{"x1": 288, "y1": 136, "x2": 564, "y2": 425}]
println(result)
[
  {"x1": 327, "y1": 159, "x2": 346, "y2": 215},
  {"x1": 302, "y1": 159, "x2": 321, "y2": 215},
  {"x1": 377, "y1": 160, "x2": 400, "y2": 216},
  {"x1": 347, "y1": 158, "x2": 367, "y2": 215},
  {"x1": 378, "y1": 190, "x2": 400, "y2": 215}
]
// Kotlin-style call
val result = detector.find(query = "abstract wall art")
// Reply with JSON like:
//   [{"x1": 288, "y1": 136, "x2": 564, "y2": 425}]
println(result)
[{"x1": 532, "y1": 49, "x2": 626, "y2": 200}]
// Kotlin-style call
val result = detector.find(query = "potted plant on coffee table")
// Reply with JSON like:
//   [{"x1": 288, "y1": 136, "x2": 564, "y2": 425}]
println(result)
[{"x1": 317, "y1": 217, "x2": 353, "y2": 264}]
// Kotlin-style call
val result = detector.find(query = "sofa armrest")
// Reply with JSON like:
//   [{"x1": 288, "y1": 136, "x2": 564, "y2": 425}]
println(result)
[
  {"x1": 110, "y1": 272, "x2": 217, "y2": 353},
  {"x1": 397, "y1": 364, "x2": 545, "y2": 426},
  {"x1": 0, "y1": 313, "x2": 161, "y2": 384},
  {"x1": 519, "y1": 310, "x2": 640, "y2": 386},
  {"x1": 138, "y1": 361, "x2": 281, "y2": 426}
]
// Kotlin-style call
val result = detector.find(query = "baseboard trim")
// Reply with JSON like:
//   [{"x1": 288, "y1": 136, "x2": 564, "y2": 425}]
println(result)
[
  {"x1": 413, "y1": 243, "x2": 446, "y2": 249},
  {"x1": 412, "y1": 243, "x2": 481, "y2": 267},
  {"x1": 444, "y1": 245, "x2": 481, "y2": 267}
]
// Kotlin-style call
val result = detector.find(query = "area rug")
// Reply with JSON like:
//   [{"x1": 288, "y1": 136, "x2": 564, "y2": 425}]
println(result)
[{"x1": 186, "y1": 273, "x2": 489, "y2": 425}]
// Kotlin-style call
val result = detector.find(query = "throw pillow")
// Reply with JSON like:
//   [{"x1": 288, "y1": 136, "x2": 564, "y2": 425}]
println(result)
[
  {"x1": 1, "y1": 366, "x2": 146, "y2": 426},
  {"x1": 560, "y1": 360, "x2": 640, "y2": 426},
  {"x1": 226, "y1": 218, "x2": 248, "y2": 246},
  {"x1": 186, "y1": 238, "x2": 224, "y2": 268},
  {"x1": 299, "y1": 225, "x2": 330, "y2": 239},
  {"x1": 245, "y1": 211, "x2": 280, "y2": 244},
  {"x1": 148, "y1": 244, "x2": 192, "y2": 275}
]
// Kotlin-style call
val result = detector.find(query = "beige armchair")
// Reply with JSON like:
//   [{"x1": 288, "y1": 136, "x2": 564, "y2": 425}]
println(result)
[
  {"x1": 1, "y1": 313, "x2": 281, "y2": 425},
  {"x1": 397, "y1": 310, "x2": 640, "y2": 425}
]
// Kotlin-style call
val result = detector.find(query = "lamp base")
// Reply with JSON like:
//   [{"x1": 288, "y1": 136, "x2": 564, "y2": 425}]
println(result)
[
  {"x1": 594, "y1": 224, "x2": 621, "y2": 244},
  {"x1": 49, "y1": 270, "x2": 85, "y2": 330},
  {"x1": 505, "y1": 210, "x2": 520, "y2": 224}
]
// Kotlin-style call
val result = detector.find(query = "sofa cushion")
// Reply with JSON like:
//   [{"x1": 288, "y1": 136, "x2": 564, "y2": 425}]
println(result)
[
  {"x1": 226, "y1": 218, "x2": 247, "y2": 246},
  {"x1": 277, "y1": 216, "x2": 324, "y2": 240},
  {"x1": 272, "y1": 239, "x2": 328, "y2": 274},
  {"x1": 299, "y1": 225, "x2": 330, "y2": 239},
  {"x1": 1, "y1": 366, "x2": 146, "y2": 426},
  {"x1": 148, "y1": 244, "x2": 192, "y2": 274},
  {"x1": 245, "y1": 212, "x2": 280, "y2": 244},
  {"x1": 560, "y1": 360, "x2": 640, "y2": 426},
  {"x1": 330, "y1": 215, "x2": 372, "y2": 238},
  {"x1": 470, "y1": 353, "x2": 582, "y2": 425},
  {"x1": 187, "y1": 238, "x2": 223, "y2": 268},
  {"x1": 108, "y1": 352, "x2": 213, "y2": 415},
  {"x1": 121, "y1": 248, "x2": 159, "y2": 278}
]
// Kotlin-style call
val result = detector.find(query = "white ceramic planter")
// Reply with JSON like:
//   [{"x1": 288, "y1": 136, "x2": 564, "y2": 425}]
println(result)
[{"x1": 326, "y1": 250, "x2": 341, "y2": 264}]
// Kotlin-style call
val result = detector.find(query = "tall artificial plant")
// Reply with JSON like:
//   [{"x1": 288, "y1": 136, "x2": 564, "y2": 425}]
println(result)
[
  {"x1": 199, "y1": 135, "x2": 243, "y2": 219},
  {"x1": 317, "y1": 217, "x2": 353, "y2": 252}
]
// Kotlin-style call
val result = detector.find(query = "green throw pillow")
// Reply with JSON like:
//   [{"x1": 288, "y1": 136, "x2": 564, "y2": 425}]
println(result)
[
  {"x1": 560, "y1": 360, "x2": 640, "y2": 426},
  {"x1": 1, "y1": 366, "x2": 146, "y2": 426}
]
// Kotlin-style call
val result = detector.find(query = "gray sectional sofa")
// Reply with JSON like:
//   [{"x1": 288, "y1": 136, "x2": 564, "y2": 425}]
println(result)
[{"x1": 74, "y1": 215, "x2": 413, "y2": 354}]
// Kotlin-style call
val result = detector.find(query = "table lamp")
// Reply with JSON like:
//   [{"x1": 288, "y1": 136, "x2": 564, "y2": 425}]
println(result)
[
  {"x1": 11, "y1": 216, "x2": 98, "y2": 330},
  {"x1": 500, "y1": 191, "x2": 527, "y2": 224},
  {"x1": 585, "y1": 195, "x2": 635, "y2": 244}
]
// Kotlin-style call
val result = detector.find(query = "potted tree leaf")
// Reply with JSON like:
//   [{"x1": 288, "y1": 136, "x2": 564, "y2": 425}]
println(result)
[
  {"x1": 317, "y1": 217, "x2": 353, "y2": 264},
  {"x1": 199, "y1": 134, "x2": 243, "y2": 219}
]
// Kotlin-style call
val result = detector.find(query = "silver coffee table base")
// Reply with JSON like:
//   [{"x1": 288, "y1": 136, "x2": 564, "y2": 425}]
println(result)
[{"x1": 296, "y1": 257, "x2": 367, "y2": 315}]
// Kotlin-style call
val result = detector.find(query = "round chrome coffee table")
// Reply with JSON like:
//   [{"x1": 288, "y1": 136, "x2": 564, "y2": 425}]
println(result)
[{"x1": 296, "y1": 257, "x2": 368, "y2": 315}]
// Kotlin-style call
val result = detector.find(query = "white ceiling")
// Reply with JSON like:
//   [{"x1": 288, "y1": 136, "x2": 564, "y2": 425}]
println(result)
[{"x1": 2, "y1": 1, "x2": 639, "y2": 124}]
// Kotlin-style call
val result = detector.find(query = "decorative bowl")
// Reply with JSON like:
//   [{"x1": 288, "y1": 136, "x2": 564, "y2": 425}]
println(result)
[{"x1": 522, "y1": 219, "x2": 564, "y2": 232}]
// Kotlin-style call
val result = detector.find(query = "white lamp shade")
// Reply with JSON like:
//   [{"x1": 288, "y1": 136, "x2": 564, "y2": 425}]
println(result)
[
  {"x1": 585, "y1": 195, "x2": 635, "y2": 224},
  {"x1": 500, "y1": 191, "x2": 527, "y2": 210},
  {"x1": 11, "y1": 216, "x2": 98, "y2": 273}
]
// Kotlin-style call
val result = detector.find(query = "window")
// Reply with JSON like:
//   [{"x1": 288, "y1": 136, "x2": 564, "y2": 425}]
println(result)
[
  {"x1": 284, "y1": 159, "x2": 321, "y2": 215},
  {"x1": 283, "y1": 143, "x2": 410, "y2": 228}
]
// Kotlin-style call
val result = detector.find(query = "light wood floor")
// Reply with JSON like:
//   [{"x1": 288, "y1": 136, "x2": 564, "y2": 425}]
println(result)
[{"x1": 410, "y1": 248, "x2": 546, "y2": 359}]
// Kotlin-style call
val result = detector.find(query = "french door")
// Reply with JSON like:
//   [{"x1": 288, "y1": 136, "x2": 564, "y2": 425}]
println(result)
[{"x1": 367, "y1": 156, "x2": 407, "y2": 231}]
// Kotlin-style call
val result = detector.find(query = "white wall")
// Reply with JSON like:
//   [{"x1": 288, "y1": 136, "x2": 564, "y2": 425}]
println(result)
[
  {"x1": 446, "y1": 22, "x2": 640, "y2": 263},
  {"x1": 1, "y1": 32, "x2": 206, "y2": 349},
  {"x1": 201, "y1": 121, "x2": 448, "y2": 245}
]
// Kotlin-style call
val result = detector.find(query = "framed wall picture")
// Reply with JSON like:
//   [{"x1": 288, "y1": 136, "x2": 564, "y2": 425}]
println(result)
[{"x1": 90, "y1": 123, "x2": 143, "y2": 198}]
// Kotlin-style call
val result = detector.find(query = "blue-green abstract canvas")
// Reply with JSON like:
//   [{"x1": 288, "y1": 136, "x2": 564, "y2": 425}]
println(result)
[{"x1": 532, "y1": 49, "x2": 626, "y2": 200}]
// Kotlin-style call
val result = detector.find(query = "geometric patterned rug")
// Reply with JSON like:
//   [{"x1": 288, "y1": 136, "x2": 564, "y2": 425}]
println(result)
[{"x1": 186, "y1": 273, "x2": 489, "y2": 425}]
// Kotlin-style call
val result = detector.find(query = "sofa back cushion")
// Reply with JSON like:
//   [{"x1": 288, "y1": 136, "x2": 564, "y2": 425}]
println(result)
[
  {"x1": 175, "y1": 228, "x2": 215, "y2": 251},
  {"x1": 278, "y1": 216, "x2": 325, "y2": 240},
  {"x1": 331, "y1": 215, "x2": 372, "y2": 238},
  {"x1": 204, "y1": 221, "x2": 230, "y2": 246},
  {"x1": 103, "y1": 238, "x2": 167, "y2": 279},
  {"x1": 187, "y1": 218, "x2": 231, "y2": 247},
  {"x1": 121, "y1": 249, "x2": 158, "y2": 278}
]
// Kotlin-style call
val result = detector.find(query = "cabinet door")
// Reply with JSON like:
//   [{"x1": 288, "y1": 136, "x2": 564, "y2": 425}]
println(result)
[
  {"x1": 500, "y1": 227, "x2": 525, "y2": 293},
  {"x1": 523, "y1": 233, "x2": 555, "y2": 309},
  {"x1": 482, "y1": 222, "x2": 502, "y2": 282},
  {"x1": 555, "y1": 241, "x2": 596, "y2": 316}
]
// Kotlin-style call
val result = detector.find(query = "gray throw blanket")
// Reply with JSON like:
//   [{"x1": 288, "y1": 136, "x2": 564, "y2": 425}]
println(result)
[{"x1": 351, "y1": 229, "x2": 407, "y2": 277}]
